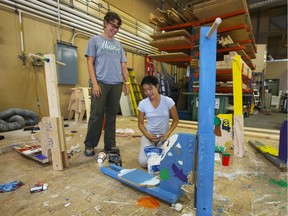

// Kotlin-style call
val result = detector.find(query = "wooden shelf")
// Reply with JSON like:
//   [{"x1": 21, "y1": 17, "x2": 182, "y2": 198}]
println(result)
[
  {"x1": 149, "y1": 52, "x2": 192, "y2": 68},
  {"x1": 216, "y1": 69, "x2": 251, "y2": 82},
  {"x1": 193, "y1": 86, "x2": 253, "y2": 94},
  {"x1": 149, "y1": 36, "x2": 192, "y2": 49},
  {"x1": 216, "y1": 87, "x2": 253, "y2": 94},
  {"x1": 150, "y1": 29, "x2": 192, "y2": 39},
  {"x1": 148, "y1": 0, "x2": 256, "y2": 71}
]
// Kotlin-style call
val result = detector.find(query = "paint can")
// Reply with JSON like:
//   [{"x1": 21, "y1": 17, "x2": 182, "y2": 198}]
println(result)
[
  {"x1": 30, "y1": 183, "x2": 48, "y2": 193},
  {"x1": 221, "y1": 153, "x2": 230, "y2": 166},
  {"x1": 97, "y1": 152, "x2": 107, "y2": 164}
]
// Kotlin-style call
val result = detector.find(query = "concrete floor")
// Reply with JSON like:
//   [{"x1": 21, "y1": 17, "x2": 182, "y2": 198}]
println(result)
[
  {"x1": 244, "y1": 110, "x2": 287, "y2": 130},
  {"x1": 0, "y1": 114, "x2": 287, "y2": 216}
]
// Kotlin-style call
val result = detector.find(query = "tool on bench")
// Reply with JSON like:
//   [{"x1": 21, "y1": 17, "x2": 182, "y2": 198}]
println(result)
[{"x1": 108, "y1": 146, "x2": 122, "y2": 166}]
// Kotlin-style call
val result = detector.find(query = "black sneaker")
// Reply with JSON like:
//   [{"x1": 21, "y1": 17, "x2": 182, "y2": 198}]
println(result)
[
  {"x1": 106, "y1": 146, "x2": 120, "y2": 155},
  {"x1": 84, "y1": 148, "x2": 95, "y2": 157}
]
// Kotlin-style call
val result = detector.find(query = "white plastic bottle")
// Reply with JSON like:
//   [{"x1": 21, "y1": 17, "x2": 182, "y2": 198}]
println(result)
[{"x1": 97, "y1": 152, "x2": 107, "y2": 164}]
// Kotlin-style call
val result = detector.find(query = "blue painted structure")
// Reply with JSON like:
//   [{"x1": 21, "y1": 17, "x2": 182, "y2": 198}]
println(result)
[
  {"x1": 100, "y1": 133, "x2": 196, "y2": 204},
  {"x1": 196, "y1": 26, "x2": 217, "y2": 215}
]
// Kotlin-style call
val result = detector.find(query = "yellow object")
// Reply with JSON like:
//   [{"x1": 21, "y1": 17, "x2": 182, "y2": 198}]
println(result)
[
  {"x1": 125, "y1": 81, "x2": 130, "y2": 85},
  {"x1": 249, "y1": 102, "x2": 255, "y2": 114},
  {"x1": 232, "y1": 55, "x2": 243, "y2": 115},
  {"x1": 128, "y1": 69, "x2": 143, "y2": 116},
  {"x1": 257, "y1": 145, "x2": 278, "y2": 157}
]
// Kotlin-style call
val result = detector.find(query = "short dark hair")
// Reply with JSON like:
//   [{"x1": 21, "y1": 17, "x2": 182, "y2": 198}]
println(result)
[
  {"x1": 104, "y1": 12, "x2": 122, "y2": 26},
  {"x1": 141, "y1": 76, "x2": 159, "y2": 87}
]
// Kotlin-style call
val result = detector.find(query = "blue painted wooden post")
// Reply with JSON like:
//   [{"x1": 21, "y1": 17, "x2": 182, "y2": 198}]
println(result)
[{"x1": 196, "y1": 26, "x2": 217, "y2": 215}]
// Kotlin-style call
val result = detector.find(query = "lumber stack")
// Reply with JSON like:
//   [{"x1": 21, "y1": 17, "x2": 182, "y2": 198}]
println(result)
[{"x1": 149, "y1": 7, "x2": 195, "y2": 27}]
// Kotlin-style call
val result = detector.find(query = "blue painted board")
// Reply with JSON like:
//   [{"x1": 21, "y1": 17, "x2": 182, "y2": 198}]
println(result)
[{"x1": 196, "y1": 26, "x2": 217, "y2": 216}]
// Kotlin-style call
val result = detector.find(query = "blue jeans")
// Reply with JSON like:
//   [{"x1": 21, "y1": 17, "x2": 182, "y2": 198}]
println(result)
[{"x1": 84, "y1": 82, "x2": 122, "y2": 151}]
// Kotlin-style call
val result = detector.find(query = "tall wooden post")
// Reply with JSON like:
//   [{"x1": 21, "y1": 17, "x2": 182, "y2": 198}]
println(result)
[
  {"x1": 196, "y1": 25, "x2": 217, "y2": 215},
  {"x1": 40, "y1": 54, "x2": 69, "y2": 170},
  {"x1": 232, "y1": 55, "x2": 244, "y2": 157}
]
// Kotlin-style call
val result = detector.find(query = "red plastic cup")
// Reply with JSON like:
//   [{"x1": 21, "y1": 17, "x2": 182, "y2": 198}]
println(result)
[{"x1": 222, "y1": 154, "x2": 230, "y2": 166}]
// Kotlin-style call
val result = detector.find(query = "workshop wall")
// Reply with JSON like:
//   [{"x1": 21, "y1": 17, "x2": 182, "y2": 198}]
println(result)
[
  {"x1": 0, "y1": 6, "x2": 146, "y2": 119},
  {"x1": 266, "y1": 61, "x2": 288, "y2": 92}
]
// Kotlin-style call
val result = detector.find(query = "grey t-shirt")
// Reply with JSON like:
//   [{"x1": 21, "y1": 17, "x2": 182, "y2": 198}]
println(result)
[{"x1": 85, "y1": 35, "x2": 127, "y2": 84}]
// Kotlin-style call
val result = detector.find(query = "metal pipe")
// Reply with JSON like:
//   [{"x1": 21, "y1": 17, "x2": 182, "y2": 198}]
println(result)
[
  {"x1": 19, "y1": 11, "x2": 24, "y2": 53},
  {"x1": 36, "y1": 0, "x2": 153, "y2": 44},
  {"x1": 1, "y1": 0, "x2": 157, "y2": 54},
  {"x1": 28, "y1": 53, "x2": 66, "y2": 66},
  {"x1": 27, "y1": 0, "x2": 156, "y2": 51},
  {"x1": 0, "y1": 4, "x2": 154, "y2": 55},
  {"x1": 57, "y1": 0, "x2": 61, "y2": 41},
  {"x1": 206, "y1": 17, "x2": 222, "y2": 39}
]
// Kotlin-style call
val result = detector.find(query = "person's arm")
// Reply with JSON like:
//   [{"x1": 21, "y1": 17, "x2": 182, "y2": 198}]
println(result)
[
  {"x1": 162, "y1": 105, "x2": 179, "y2": 141},
  {"x1": 138, "y1": 111, "x2": 158, "y2": 142},
  {"x1": 121, "y1": 62, "x2": 130, "y2": 95},
  {"x1": 87, "y1": 56, "x2": 101, "y2": 97}
]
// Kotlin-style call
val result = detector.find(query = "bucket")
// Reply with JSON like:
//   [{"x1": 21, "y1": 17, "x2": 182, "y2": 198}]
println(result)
[{"x1": 222, "y1": 153, "x2": 230, "y2": 166}]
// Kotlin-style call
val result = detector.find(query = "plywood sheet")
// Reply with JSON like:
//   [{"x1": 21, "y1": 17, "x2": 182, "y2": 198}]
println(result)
[
  {"x1": 205, "y1": 14, "x2": 247, "y2": 30},
  {"x1": 149, "y1": 52, "x2": 190, "y2": 60},
  {"x1": 220, "y1": 28, "x2": 250, "y2": 42},
  {"x1": 242, "y1": 43, "x2": 256, "y2": 59},
  {"x1": 150, "y1": 29, "x2": 191, "y2": 39},
  {"x1": 193, "y1": 0, "x2": 248, "y2": 21},
  {"x1": 149, "y1": 36, "x2": 192, "y2": 49}
]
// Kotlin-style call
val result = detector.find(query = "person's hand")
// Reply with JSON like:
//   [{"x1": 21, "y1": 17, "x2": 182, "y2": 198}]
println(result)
[
  {"x1": 147, "y1": 134, "x2": 164, "y2": 144},
  {"x1": 123, "y1": 83, "x2": 130, "y2": 95},
  {"x1": 92, "y1": 83, "x2": 102, "y2": 98},
  {"x1": 161, "y1": 133, "x2": 170, "y2": 142},
  {"x1": 146, "y1": 133, "x2": 159, "y2": 143}
]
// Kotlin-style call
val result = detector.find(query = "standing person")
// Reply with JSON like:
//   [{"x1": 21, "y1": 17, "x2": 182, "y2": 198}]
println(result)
[
  {"x1": 84, "y1": 11, "x2": 130, "y2": 157},
  {"x1": 137, "y1": 76, "x2": 179, "y2": 168}
]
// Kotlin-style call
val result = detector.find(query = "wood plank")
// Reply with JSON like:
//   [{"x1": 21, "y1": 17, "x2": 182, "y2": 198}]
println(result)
[
  {"x1": 248, "y1": 140, "x2": 287, "y2": 171},
  {"x1": 149, "y1": 36, "x2": 192, "y2": 49},
  {"x1": 193, "y1": 0, "x2": 248, "y2": 21},
  {"x1": 44, "y1": 54, "x2": 62, "y2": 118},
  {"x1": 150, "y1": 29, "x2": 191, "y2": 40},
  {"x1": 40, "y1": 117, "x2": 64, "y2": 170},
  {"x1": 149, "y1": 52, "x2": 190, "y2": 60},
  {"x1": 220, "y1": 28, "x2": 251, "y2": 42},
  {"x1": 43, "y1": 54, "x2": 68, "y2": 169},
  {"x1": 205, "y1": 14, "x2": 247, "y2": 29},
  {"x1": 81, "y1": 87, "x2": 91, "y2": 123},
  {"x1": 234, "y1": 115, "x2": 245, "y2": 157},
  {"x1": 13, "y1": 143, "x2": 49, "y2": 164}
]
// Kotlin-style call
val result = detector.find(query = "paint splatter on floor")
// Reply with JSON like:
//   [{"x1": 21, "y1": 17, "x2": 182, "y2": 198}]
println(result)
[
  {"x1": 269, "y1": 179, "x2": 288, "y2": 189},
  {"x1": 137, "y1": 196, "x2": 160, "y2": 208}
]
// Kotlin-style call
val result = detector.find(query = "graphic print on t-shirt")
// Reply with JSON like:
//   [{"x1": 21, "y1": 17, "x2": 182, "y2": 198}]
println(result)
[{"x1": 101, "y1": 41, "x2": 121, "y2": 54}]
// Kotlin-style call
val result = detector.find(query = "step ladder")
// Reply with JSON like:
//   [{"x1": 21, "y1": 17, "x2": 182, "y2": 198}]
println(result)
[{"x1": 128, "y1": 68, "x2": 143, "y2": 116}]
